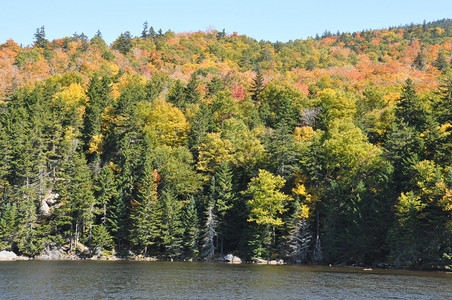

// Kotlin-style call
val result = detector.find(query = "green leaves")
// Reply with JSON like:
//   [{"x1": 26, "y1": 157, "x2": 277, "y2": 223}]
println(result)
[
  {"x1": 323, "y1": 119, "x2": 382, "y2": 179},
  {"x1": 245, "y1": 169, "x2": 291, "y2": 227},
  {"x1": 137, "y1": 99, "x2": 190, "y2": 147}
]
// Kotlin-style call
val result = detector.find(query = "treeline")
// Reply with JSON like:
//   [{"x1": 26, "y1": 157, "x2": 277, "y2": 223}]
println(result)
[{"x1": 0, "y1": 20, "x2": 451, "y2": 268}]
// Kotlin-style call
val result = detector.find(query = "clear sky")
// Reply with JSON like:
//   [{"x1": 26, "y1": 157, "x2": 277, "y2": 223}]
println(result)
[{"x1": 1, "y1": 0, "x2": 451, "y2": 46}]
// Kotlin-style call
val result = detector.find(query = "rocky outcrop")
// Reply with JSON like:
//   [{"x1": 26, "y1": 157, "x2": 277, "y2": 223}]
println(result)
[
  {"x1": 35, "y1": 243, "x2": 64, "y2": 260},
  {"x1": 223, "y1": 254, "x2": 242, "y2": 264},
  {"x1": 0, "y1": 250, "x2": 17, "y2": 261},
  {"x1": 39, "y1": 192, "x2": 59, "y2": 216}
]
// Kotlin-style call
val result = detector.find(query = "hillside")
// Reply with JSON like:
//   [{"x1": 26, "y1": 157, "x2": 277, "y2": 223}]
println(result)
[{"x1": 0, "y1": 19, "x2": 451, "y2": 268}]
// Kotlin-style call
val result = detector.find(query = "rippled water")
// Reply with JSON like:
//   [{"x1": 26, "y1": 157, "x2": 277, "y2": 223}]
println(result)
[{"x1": 0, "y1": 261, "x2": 451, "y2": 299}]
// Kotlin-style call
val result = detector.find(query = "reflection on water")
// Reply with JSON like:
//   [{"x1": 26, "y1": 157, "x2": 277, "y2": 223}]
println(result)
[{"x1": 0, "y1": 261, "x2": 450, "y2": 299}]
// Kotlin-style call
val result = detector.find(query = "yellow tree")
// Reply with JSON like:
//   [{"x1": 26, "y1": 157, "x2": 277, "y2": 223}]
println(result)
[
  {"x1": 52, "y1": 83, "x2": 87, "y2": 130},
  {"x1": 244, "y1": 169, "x2": 292, "y2": 258},
  {"x1": 196, "y1": 118, "x2": 265, "y2": 173},
  {"x1": 136, "y1": 98, "x2": 190, "y2": 147}
]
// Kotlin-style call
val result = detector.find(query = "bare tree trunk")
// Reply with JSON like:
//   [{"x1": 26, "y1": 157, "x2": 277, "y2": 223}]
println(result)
[
  {"x1": 75, "y1": 223, "x2": 79, "y2": 255},
  {"x1": 70, "y1": 226, "x2": 73, "y2": 254},
  {"x1": 314, "y1": 210, "x2": 323, "y2": 262}
]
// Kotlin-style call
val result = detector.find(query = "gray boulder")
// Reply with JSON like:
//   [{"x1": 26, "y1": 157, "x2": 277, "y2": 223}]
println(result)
[
  {"x1": 0, "y1": 250, "x2": 17, "y2": 261},
  {"x1": 252, "y1": 258, "x2": 267, "y2": 264},
  {"x1": 223, "y1": 254, "x2": 242, "y2": 263},
  {"x1": 35, "y1": 244, "x2": 64, "y2": 260}
]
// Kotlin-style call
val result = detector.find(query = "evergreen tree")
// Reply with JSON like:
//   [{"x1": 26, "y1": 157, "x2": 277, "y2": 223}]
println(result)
[
  {"x1": 141, "y1": 21, "x2": 149, "y2": 39},
  {"x1": 145, "y1": 73, "x2": 167, "y2": 101},
  {"x1": 54, "y1": 152, "x2": 96, "y2": 253},
  {"x1": 167, "y1": 80, "x2": 186, "y2": 109},
  {"x1": 250, "y1": 70, "x2": 264, "y2": 102},
  {"x1": 115, "y1": 77, "x2": 147, "y2": 117},
  {"x1": 130, "y1": 169, "x2": 159, "y2": 255},
  {"x1": 413, "y1": 52, "x2": 426, "y2": 70},
  {"x1": 107, "y1": 188, "x2": 129, "y2": 251},
  {"x1": 34, "y1": 26, "x2": 48, "y2": 49},
  {"x1": 0, "y1": 203, "x2": 18, "y2": 250},
  {"x1": 0, "y1": 121, "x2": 12, "y2": 202},
  {"x1": 90, "y1": 224, "x2": 114, "y2": 256},
  {"x1": 384, "y1": 120, "x2": 423, "y2": 193},
  {"x1": 207, "y1": 76, "x2": 227, "y2": 96},
  {"x1": 435, "y1": 71, "x2": 452, "y2": 124},
  {"x1": 265, "y1": 127, "x2": 300, "y2": 179},
  {"x1": 94, "y1": 30, "x2": 103, "y2": 39},
  {"x1": 183, "y1": 75, "x2": 201, "y2": 107},
  {"x1": 112, "y1": 32, "x2": 133, "y2": 55},
  {"x1": 95, "y1": 165, "x2": 118, "y2": 225},
  {"x1": 187, "y1": 101, "x2": 213, "y2": 153},
  {"x1": 182, "y1": 196, "x2": 200, "y2": 258},
  {"x1": 83, "y1": 75, "x2": 112, "y2": 161},
  {"x1": 214, "y1": 163, "x2": 235, "y2": 255},
  {"x1": 434, "y1": 53, "x2": 449, "y2": 71},
  {"x1": 158, "y1": 189, "x2": 184, "y2": 259},
  {"x1": 149, "y1": 26, "x2": 156, "y2": 39},
  {"x1": 285, "y1": 200, "x2": 312, "y2": 263},
  {"x1": 395, "y1": 78, "x2": 427, "y2": 131}
]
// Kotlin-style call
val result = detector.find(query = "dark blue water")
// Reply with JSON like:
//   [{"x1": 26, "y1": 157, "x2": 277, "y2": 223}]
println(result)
[{"x1": 0, "y1": 261, "x2": 450, "y2": 299}]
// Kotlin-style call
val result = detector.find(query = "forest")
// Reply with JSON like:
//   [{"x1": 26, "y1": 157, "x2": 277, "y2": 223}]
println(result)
[{"x1": 0, "y1": 19, "x2": 451, "y2": 269}]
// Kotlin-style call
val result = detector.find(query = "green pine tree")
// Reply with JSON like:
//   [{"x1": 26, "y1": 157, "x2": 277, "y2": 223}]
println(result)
[{"x1": 182, "y1": 196, "x2": 200, "y2": 258}]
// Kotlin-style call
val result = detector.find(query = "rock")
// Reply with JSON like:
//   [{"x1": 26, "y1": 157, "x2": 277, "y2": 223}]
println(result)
[
  {"x1": 377, "y1": 262, "x2": 389, "y2": 269},
  {"x1": 223, "y1": 254, "x2": 242, "y2": 264},
  {"x1": 35, "y1": 249, "x2": 63, "y2": 260},
  {"x1": 39, "y1": 192, "x2": 59, "y2": 216},
  {"x1": 40, "y1": 200, "x2": 50, "y2": 216},
  {"x1": 0, "y1": 250, "x2": 17, "y2": 261},
  {"x1": 224, "y1": 254, "x2": 234, "y2": 261},
  {"x1": 35, "y1": 244, "x2": 64, "y2": 260},
  {"x1": 269, "y1": 260, "x2": 285, "y2": 265},
  {"x1": 16, "y1": 256, "x2": 30, "y2": 261},
  {"x1": 251, "y1": 258, "x2": 284, "y2": 265},
  {"x1": 252, "y1": 258, "x2": 267, "y2": 264}
]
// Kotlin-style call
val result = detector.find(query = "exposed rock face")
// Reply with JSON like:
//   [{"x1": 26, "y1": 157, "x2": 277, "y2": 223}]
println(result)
[
  {"x1": 40, "y1": 192, "x2": 60, "y2": 216},
  {"x1": 223, "y1": 254, "x2": 242, "y2": 263},
  {"x1": 0, "y1": 250, "x2": 17, "y2": 261},
  {"x1": 35, "y1": 244, "x2": 64, "y2": 260}
]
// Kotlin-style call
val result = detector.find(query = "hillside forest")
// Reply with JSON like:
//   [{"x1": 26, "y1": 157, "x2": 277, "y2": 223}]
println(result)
[{"x1": 0, "y1": 19, "x2": 451, "y2": 268}]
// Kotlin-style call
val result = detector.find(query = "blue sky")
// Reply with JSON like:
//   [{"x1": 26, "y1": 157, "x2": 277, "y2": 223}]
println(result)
[{"x1": 1, "y1": 0, "x2": 451, "y2": 46}]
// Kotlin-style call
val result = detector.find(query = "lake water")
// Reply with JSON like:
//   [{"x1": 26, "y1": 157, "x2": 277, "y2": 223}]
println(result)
[{"x1": 0, "y1": 261, "x2": 451, "y2": 299}]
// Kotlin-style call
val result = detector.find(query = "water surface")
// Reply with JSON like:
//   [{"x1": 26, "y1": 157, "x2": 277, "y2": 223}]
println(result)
[{"x1": 0, "y1": 261, "x2": 450, "y2": 299}]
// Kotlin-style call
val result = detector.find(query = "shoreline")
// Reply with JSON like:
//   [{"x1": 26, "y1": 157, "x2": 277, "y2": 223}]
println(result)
[{"x1": 3, "y1": 254, "x2": 450, "y2": 273}]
